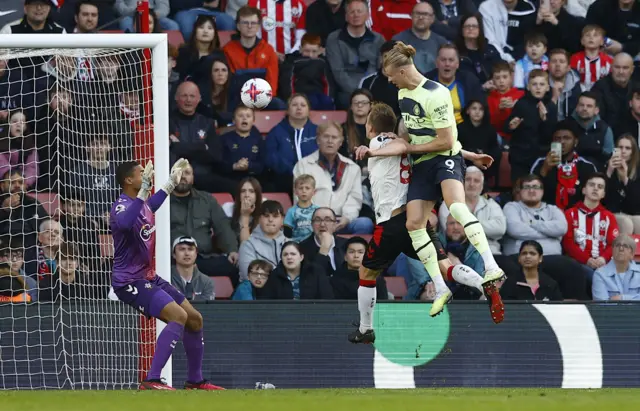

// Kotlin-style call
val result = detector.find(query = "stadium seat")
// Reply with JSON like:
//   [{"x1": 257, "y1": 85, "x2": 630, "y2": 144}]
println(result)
[
  {"x1": 219, "y1": 30, "x2": 234, "y2": 47},
  {"x1": 337, "y1": 234, "x2": 372, "y2": 243},
  {"x1": 310, "y1": 110, "x2": 347, "y2": 125},
  {"x1": 166, "y1": 30, "x2": 185, "y2": 48},
  {"x1": 99, "y1": 234, "x2": 114, "y2": 258},
  {"x1": 384, "y1": 276, "x2": 407, "y2": 300},
  {"x1": 632, "y1": 235, "x2": 640, "y2": 256},
  {"x1": 212, "y1": 193, "x2": 233, "y2": 205},
  {"x1": 254, "y1": 111, "x2": 286, "y2": 134},
  {"x1": 263, "y1": 192, "x2": 293, "y2": 212},
  {"x1": 212, "y1": 276, "x2": 234, "y2": 299},
  {"x1": 498, "y1": 151, "x2": 512, "y2": 189},
  {"x1": 27, "y1": 192, "x2": 60, "y2": 219}
]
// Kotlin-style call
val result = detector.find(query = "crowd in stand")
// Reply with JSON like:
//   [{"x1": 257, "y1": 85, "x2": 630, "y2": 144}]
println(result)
[{"x1": 0, "y1": 0, "x2": 640, "y2": 304}]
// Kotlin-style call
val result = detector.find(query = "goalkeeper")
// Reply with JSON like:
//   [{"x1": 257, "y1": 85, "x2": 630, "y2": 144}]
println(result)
[{"x1": 110, "y1": 158, "x2": 223, "y2": 391}]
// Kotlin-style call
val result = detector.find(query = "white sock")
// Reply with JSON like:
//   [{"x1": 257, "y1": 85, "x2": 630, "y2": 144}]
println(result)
[
  {"x1": 358, "y1": 286, "x2": 376, "y2": 333},
  {"x1": 452, "y1": 264, "x2": 484, "y2": 293},
  {"x1": 481, "y1": 250, "x2": 499, "y2": 272},
  {"x1": 431, "y1": 270, "x2": 450, "y2": 295}
]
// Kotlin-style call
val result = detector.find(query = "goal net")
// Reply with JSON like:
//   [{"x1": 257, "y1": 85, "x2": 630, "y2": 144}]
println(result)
[{"x1": 0, "y1": 34, "x2": 170, "y2": 389}]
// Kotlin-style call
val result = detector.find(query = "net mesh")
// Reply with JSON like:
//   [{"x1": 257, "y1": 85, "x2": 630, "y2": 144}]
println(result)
[{"x1": 0, "y1": 46, "x2": 157, "y2": 389}]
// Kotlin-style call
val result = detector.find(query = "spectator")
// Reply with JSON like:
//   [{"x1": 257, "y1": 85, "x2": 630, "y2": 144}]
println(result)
[
  {"x1": 439, "y1": 166, "x2": 506, "y2": 255},
  {"x1": 585, "y1": 0, "x2": 640, "y2": 57},
  {"x1": 173, "y1": 1, "x2": 236, "y2": 38},
  {"x1": 342, "y1": 89, "x2": 373, "y2": 165},
  {"x1": 479, "y1": 0, "x2": 537, "y2": 63},
  {"x1": 265, "y1": 93, "x2": 318, "y2": 194},
  {"x1": 248, "y1": 0, "x2": 307, "y2": 59},
  {"x1": 513, "y1": 32, "x2": 549, "y2": 89},
  {"x1": 563, "y1": 172, "x2": 617, "y2": 279},
  {"x1": 58, "y1": 192, "x2": 101, "y2": 273},
  {"x1": 499, "y1": 240, "x2": 564, "y2": 301},
  {"x1": 426, "y1": 0, "x2": 478, "y2": 41},
  {"x1": 168, "y1": 45, "x2": 180, "y2": 113},
  {"x1": 0, "y1": 0, "x2": 66, "y2": 34},
  {"x1": 0, "y1": 261, "x2": 31, "y2": 303},
  {"x1": 535, "y1": 0, "x2": 584, "y2": 54},
  {"x1": 0, "y1": 59, "x2": 34, "y2": 118},
  {"x1": 613, "y1": 86, "x2": 640, "y2": 140},
  {"x1": 592, "y1": 234, "x2": 640, "y2": 300},
  {"x1": 305, "y1": 0, "x2": 345, "y2": 46},
  {"x1": 427, "y1": 44, "x2": 486, "y2": 124},
  {"x1": 0, "y1": 237, "x2": 37, "y2": 302},
  {"x1": 223, "y1": 6, "x2": 284, "y2": 110},
  {"x1": 456, "y1": 101, "x2": 501, "y2": 182},
  {"x1": 392, "y1": 2, "x2": 448, "y2": 75},
  {"x1": 605, "y1": 134, "x2": 640, "y2": 234},
  {"x1": 232, "y1": 259, "x2": 272, "y2": 300},
  {"x1": 502, "y1": 175, "x2": 588, "y2": 299},
  {"x1": 238, "y1": 200, "x2": 287, "y2": 282},
  {"x1": 175, "y1": 15, "x2": 223, "y2": 84},
  {"x1": 260, "y1": 241, "x2": 333, "y2": 300},
  {"x1": 115, "y1": 0, "x2": 179, "y2": 32},
  {"x1": 24, "y1": 218, "x2": 64, "y2": 281},
  {"x1": 278, "y1": 34, "x2": 335, "y2": 110},
  {"x1": 455, "y1": 14, "x2": 503, "y2": 86},
  {"x1": 568, "y1": 91, "x2": 614, "y2": 169},
  {"x1": 220, "y1": 106, "x2": 266, "y2": 183},
  {"x1": 330, "y1": 236, "x2": 388, "y2": 300},
  {"x1": 131, "y1": 6, "x2": 162, "y2": 33},
  {"x1": 548, "y1": 48, "x2": 582, "y2": 121},
  {"x1": 197, "y1": 56, "x2": 233, "y2": 127},
  {"x1": 507, "y1": 69, "x2": 557, "y2": 182},
  {"x1": 0, "y1": 111, "x2": 38, "y2": 190},
  {"x1": 293, "y1": 122, "x2": 373, "y2": 235},
  {"x1": 170, "y1": 163, "x2": 239, "y2": 283},
  {"x1": 591, "y1": 53, "x2": 636, "y2": 129},
  {"x1": 57, "y1": 0, "x2": 117, "y2": 33},
  {"x1": 72, "y1": 0, "x2": 98, "y2": 33},
  {"x1": 359, "y1": 41, "x2": 401, "y2": 116},
  {"x1": 325, "y1": 0, "x2": 385, "y2": 109},
  {"x1": 170, "y1": 236, "x2": 216, "y2": 301},
  {"x1": 38, "y1": 242, "x2": 100, "y2": 301},
  {"x1": 486, "y1": 61, "x2": 524, "y2": 143},
  {"x1": 299, "y1": 207, "x2": 347, "y2": 275},
  {"x1": 570, "y1": 25, "x2": 612, "y2": 91},
  {"x1": 225, "y1": 177, "x2": 263, "y2": 243},
  {"x1": 284, "y1": 174, "x2": 320, "y2": 243},
  {"x1": 368, "y1": 0, "x2": 419, "y2": 41},
  {"x1": 532, "y1": 120, "x2": 597, "y2": 209},
  {"x1": 169, "y1": 81, "x2": 235, "y2": 194}
]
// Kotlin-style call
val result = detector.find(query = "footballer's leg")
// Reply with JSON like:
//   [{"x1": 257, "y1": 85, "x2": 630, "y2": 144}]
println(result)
[{"x1": 349, "y1": 266, "x2": 381, "y2": 344}]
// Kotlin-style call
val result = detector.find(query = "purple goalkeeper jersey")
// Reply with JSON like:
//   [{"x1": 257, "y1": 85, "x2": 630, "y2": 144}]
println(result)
[{"x1": 110, "y1": 191, "x2": 167, "y2": 289}]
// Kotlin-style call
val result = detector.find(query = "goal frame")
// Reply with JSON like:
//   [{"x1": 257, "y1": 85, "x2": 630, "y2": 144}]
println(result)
[{"x1": 0, "y1": 33, "x2": 172, "y2": 385}]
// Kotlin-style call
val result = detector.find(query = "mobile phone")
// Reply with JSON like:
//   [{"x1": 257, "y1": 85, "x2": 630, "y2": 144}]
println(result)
[
  {"x1": 551, "y1": 142, "x2": 562, "y2": 158},
  {"x1": 613, "y1": 148, "x2": 621, "y2": 157}
]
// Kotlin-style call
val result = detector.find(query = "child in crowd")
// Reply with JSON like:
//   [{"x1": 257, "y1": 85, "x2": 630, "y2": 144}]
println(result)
[
  {"x1": 284, "y1": 174, "x2": 320, "y2": 243},
  {"x1": 330, "y1": 236, "x2": 388, "y2": 300},
  {"x1": 221, "y1": 105, "x2": 265, "y2": 180},
  {"x1": 514, "y1": 32, "x2": 549, "y2": 89},
  {"x1": 487, "y1": 62, "x2": 525, "y2": 145},
  {"x1": 232, "y1": 259, "x2": 273, "y2": 300},
  {"x1": 570, "y1": 25, "x2": 613, "y2": 91}
]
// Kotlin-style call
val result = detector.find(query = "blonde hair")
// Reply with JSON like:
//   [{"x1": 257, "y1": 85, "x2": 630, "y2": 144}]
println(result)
[
  {"x1": 294, "y1": 174, "x2": 316, "y2": 189},
  {"x1": 382, "y1": 41, "x2": 416, "y2": 71},
  {"x1": 317, "y1": 121, "x2": 343, "y2": 137}
]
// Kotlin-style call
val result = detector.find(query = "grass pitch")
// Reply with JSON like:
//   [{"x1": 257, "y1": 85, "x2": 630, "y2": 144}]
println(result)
[{"x1": 2, "y1": 388, "x2": 640, "y2": 411}]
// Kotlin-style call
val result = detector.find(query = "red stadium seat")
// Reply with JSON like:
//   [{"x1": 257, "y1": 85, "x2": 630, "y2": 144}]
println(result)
[
  {"x1": 166, "y1": 30, "x2": 185, "y2": 48},
  {"x1": 99, "y1": 234, "x2": 114, "y2": 258},
  {"x1": 498, "y1": 151, "x2": 512, "y2": 189},
  {"x1": 219, "y1": 30, "x2": 234, "y2": 47},
  {"x1": 212, "y1": 193, "x2": 233, "y2": 205},
  {"x1": 263, "y1": 192, "x2": 293, "y2": 212},
  {"x1": 27, "y1": 192, "x2": 60, "y2": 219},
  {"x1": 632, "y1": 235, "x2": 640, "y2": 256},
  {"x1": 337, "y1": 234, "x2": 372, "y2": 243},
  {"x1": 384, "y1": 276, "x2": 407, "y2": 300},
  {"x1": 254, "y1": 111, "x2": 286, "y2": 134},
  {"x1": 212, "y1": 276, "x2": 234, "y2": 299},
  {"x1": 310, "y1": 110, "x2": 347, "y2": 125}
]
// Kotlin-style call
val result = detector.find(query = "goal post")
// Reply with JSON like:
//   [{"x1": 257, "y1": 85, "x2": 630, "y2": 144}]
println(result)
[{"x1": 0, "y1": 33, "x2": 171, "y2": 388}]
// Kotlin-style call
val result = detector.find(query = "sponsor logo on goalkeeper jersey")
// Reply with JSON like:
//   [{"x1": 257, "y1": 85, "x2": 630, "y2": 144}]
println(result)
[{"x1": 140, "y1": 224, "x2": 155, "y2": 241}]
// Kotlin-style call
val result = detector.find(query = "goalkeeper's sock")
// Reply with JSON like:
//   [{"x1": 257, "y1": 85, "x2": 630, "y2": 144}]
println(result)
[
  {"x1": 448, "y1": 264, "x2": 483, "y2": 293},
  {"x1": 448, "y1": 202, "x2": 499, "y2": 272},
  {"x1": 183, "y1": 328, "x2": 205, "y2": 383},
  {"x1": 358, "y1": 280, "x2": 377, "y2": 333},
  {"x1": 409, "y1": 228, "x2": 448, "y2": 293},
  {"x1": 147, "y1": 321, "x2": 184, "y2": 381}
]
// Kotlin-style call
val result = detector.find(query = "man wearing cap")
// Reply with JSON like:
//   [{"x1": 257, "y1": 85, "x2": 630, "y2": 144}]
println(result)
[
  {"x1": 0, "y1": 0, "x2": 66, "y2": 34},
  {"x1": 171, "y1": 236, "x2": 216, "y2": 301}
]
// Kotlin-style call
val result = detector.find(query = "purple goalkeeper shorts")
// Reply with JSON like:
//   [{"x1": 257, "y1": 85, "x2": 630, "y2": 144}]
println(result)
[{"x1": 114, "y1": 276, "x2": 186, "y2": 319}]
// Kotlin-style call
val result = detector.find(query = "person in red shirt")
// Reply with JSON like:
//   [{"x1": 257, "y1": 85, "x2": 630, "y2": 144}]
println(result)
[
  {"x1": 563, "y1": 172, "x2": 618, "y2": 278},
  {"x1": 368, "y1": 0, "x2": 419, "y2": 40},
  {"x1": 248, "y1": 0, "x2": 307, "y2": 59},
  {"x1": 570, "y1": 25, "x2": 613, "y2": 91},
  {"x1": 486, "y1": 61, "x2": 524, "y2": 145}
]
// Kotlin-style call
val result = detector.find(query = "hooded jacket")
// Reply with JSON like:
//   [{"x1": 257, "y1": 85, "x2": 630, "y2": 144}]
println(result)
[
  {"x1": 456, "y1": 101, "x2": 500, "y2": 157},
  {"x1": 569, "y1": 112, "x2": 614, "y2": 170},
  {"x1": 260, "y1": 261, "x2": 334, "y2": 300},
  {"x1": 562, "y1": 201, "x2": 618, "y2": 264},
  {"x1": 479, "y1": 0, "x2": 533, "y2": 62},
  {"x1": 502, "y1": 200, "x2": 568, "y2": 256},
  {"x1": 278, "y1": 52, "x2": 334, "y2": 100},
  {"x1": 549, "y1": 69, "x2": 581, "y2": 121},
  {"x1": 238, "y1": 226, "x2": 288, "y2": 282},
  {"x1": 265, "y1": 118, "x2": 318, "y2": 176}
]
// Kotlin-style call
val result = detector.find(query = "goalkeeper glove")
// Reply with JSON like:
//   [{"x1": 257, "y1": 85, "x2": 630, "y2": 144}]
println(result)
[
  {"x1": 163, "y1": 158, "x2": 190, "y2": 194},
  {"x1": 137, "y1": 160, "x2": 154, "y2": 201}
]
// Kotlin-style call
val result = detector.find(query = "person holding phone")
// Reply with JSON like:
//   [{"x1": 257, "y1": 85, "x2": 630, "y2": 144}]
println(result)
[{"x1": 605, "y1": 134, "x2": 640, "y2": 234}]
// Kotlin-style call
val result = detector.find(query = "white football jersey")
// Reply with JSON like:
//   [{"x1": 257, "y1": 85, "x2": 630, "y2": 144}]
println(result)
[{"x1": 368, "y1": 135, "x2": 411, "y2": 224}]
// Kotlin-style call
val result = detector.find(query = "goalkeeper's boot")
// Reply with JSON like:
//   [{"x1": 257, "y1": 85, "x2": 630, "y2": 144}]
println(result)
[
  {"x1": 184, "y1": 380, "x2": 225, "y2": 390},
  {"x1": 429, "y1": 289, "x2": 452, "y2": 317},
  {"x1": 482, "y1": 281, "x2": 505, "y2": 324},
  {"x1": 139, "y1": 379, "x2": 176, "y2": 391},
  {"x1": 348, "y1": 328, "x2": 375, "y2": 344}
]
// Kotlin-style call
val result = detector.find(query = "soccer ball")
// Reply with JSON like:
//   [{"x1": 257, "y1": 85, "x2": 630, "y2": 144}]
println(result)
[{"x1": 241, "y1": 78, "x2": 273, "y2": 109}]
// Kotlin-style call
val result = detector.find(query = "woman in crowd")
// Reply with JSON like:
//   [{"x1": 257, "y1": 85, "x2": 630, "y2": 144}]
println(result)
[
  {"x1": 259, "y1": 242, "x2": 334, "y2": 300},
  {"x1": 175, "y1": 15, "x2": 223, "y2": 83},
  {"x1": 0, "y1": 110, "x2": 38, "y2": 189},
  {"x1": 342, "y1": 89, "x2": 373, "y2": 166},
  {"x1": 605, "y1": 134, "x2": 640, "y2": 235},
  {"x1": 224, "y1": 177, "x2": 264, "y2": 243},
  {"x1": 197, "y1": 57, "x2": 233, "y2": 127},
  {"x1": 455, "y1": 14, "x2": 503, "y2": 88},
  {"x1": 265, "y1": 93, "x2": 318, "y2": 194},
  {"x1": 500, "y1": 240, "x2": 563, "y2": 301}
]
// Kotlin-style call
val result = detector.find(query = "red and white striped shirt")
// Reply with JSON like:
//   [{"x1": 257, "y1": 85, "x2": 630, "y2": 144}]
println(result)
[
  {"x1": 570, "y1": 51, "x2": 613, "y2": 91},
  {"x1": 249, "y1": 0, "x2": 307, "y2": 55},
  {"x1": 563, "y1": 202, "x2": 618, "y2": 264}
]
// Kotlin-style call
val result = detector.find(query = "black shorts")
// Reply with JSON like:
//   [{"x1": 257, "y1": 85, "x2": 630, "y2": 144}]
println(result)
[
  {"x1": 362, "y1": 212, "x2": 447, "y2": 271},
  {"x1": 407, "y1": 153, "x2": 465, "y2": 203}
]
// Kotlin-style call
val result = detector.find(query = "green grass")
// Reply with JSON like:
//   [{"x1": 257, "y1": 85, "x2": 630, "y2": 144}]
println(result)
[{"x1": 2, "y1": 389, "x2": 640, "y2": 411}]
